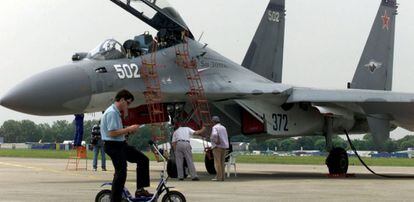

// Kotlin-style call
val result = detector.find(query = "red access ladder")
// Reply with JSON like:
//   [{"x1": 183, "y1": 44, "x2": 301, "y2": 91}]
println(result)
[
  {"x1": 140, "y1": 41, "x2": 168, "y2": 161},
  {"x1": 175, "y1": 36, "x2": 213, "y2": 158},
  {"x1": 175, "y1": 37, "x2": 212, "y2": 128},
  {"x1": 66, "y1": 146, "x2": 87, "y2": 171}
]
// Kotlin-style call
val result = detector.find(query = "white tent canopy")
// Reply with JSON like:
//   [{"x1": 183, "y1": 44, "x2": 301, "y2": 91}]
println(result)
[{"x1": 159, "y1": 138, "x2": 211, "y2": 153}]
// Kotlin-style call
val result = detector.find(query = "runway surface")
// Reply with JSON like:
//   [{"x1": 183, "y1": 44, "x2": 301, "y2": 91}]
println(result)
[{"x1": 0, "y1": 157, "x2": 413, "y2": 202}]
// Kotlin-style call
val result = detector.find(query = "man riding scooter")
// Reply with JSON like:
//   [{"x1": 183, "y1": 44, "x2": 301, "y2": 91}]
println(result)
[{"x1": 100, "y1": 89, "x2": 152, "y2": 202}]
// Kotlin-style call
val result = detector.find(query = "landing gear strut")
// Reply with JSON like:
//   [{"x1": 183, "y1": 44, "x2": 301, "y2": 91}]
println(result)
[{"x1": 324, "y1": 117, "x2": 348, "y2": 175}]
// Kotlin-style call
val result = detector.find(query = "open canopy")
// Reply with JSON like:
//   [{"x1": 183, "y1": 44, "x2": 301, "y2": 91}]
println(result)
[{"x1": 110, "y1": 0, "x2": 193, "y2": 39}]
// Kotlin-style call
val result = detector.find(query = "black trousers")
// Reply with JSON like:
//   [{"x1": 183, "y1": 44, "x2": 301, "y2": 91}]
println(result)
[{"x1": 104, "y1": 141, "x2": 150, "y2": 202}]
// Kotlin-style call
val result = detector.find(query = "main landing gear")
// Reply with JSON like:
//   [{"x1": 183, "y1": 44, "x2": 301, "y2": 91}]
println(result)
[
  {"x1": 204, "y1": 148, "x2": 216, "y2": 175},
  {"x1": 326, "y1": 147, "x2": 348, "y2": 174},
  {"x1": 166, "y1": 150, "x2": 189, "y2": 179},
  {"x1": 324, "y1": 117, "x2": 348, "y2": 175}
]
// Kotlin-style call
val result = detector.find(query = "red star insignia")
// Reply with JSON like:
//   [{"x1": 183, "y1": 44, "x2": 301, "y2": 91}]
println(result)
[{"x1": 382, "y1": 10, "x2": 390, "y2": 30}]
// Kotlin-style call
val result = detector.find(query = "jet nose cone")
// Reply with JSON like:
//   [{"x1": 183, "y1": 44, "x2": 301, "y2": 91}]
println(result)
[{"x1": 1, "y1": 65, "x2": 92, "y2": 115}]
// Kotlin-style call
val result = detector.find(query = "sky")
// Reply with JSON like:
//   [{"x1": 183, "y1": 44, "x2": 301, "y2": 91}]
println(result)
[{"x1": 0, "y1": 0, "x2": 414, "y2": 139}]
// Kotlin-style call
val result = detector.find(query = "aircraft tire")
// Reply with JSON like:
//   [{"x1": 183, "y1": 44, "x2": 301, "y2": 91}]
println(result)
[
  {"x1": 167, "y1": 158, "x2": 188, "y2": 178},
  {"x1": 204, "y1": 150, "x2": 216, "y2": 175},
  {"x1": 325, "y1": 147, "x2": 348, "y2": 174}
]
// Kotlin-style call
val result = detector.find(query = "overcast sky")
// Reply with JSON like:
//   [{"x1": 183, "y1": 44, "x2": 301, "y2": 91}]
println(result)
[{"x1": 1, "y1": 0, "x2": 414, "y2": 139}]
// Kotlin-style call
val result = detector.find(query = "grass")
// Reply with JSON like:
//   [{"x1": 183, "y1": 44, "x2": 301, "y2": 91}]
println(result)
[
  {"x1": 1, "y1": 149, "x2": 413, "y2": 167},
  {"x1": 0, "y1": 149, "x2": 96, "y2": 159}
]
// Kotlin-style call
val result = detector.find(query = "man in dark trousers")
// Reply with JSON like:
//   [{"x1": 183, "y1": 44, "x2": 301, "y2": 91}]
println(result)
[
  {"x1": 91, "y1": 124, "x2": 106, "y2": 171},
  {"x1": 100, "y1": 89, "x2": 152, "y2": 202}
]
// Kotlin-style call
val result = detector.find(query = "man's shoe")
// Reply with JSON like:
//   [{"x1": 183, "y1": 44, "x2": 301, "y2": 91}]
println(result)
[
  {"x1": 192, "y1": 177, "x2": 200, "y2": 181},
  {"x1": 211, "y1": 178, "x2": 217, "y2": 181},
  {"x1": 178, "y1": 178, "x2": 184, "y2": 181},
  {"x1": 135, "y1": 189, "x2": 153, "y2": 198},
  {"x1": 102, "y1": 168, "x2": 107, "y2": 171},
  {"x1": 93, "y1": 168, "x2": 97, "y2": 171}
]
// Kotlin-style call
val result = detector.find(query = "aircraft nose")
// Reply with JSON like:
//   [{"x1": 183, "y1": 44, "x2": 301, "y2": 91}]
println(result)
[{"x1": 0, "y1": 65, "x2": 92, "y2": 115}]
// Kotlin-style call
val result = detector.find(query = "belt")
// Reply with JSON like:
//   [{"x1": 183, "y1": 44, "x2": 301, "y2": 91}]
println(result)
[{"x1": 177, "y1": 140, "x2": 190, "y2": 143}]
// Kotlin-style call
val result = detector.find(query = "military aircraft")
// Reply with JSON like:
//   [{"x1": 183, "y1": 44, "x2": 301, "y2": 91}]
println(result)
[{"x1": 0, "y1": 0, "x2": 409, "y2": 174}]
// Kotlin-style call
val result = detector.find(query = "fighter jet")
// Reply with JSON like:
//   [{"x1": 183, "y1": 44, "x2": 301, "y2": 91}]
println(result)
[{"x1": 0, "y1": 0, "x2": 408, "y2": 174}]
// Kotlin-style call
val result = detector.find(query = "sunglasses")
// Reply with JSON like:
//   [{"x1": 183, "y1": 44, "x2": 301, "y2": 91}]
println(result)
[{"x1": 125, "y1": 99, "x2": 132, "y2": 106}]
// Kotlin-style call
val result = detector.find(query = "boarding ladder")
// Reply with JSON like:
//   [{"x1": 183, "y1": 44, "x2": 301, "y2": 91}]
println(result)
[
  {"x1": 175, "y1": 35, "x2": 213, "y2": 153},
  {"x1": 66, "y1": 146, "x2": 87, "y2": 171},
  {"x1": 140, "y1": 41, "x2": 169, "y2": 161}
]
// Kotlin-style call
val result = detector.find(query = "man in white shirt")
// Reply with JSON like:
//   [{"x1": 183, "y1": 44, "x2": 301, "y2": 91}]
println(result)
[
  {"x1": 172, "y1": 124, "x2": 205, "y2": 181},
  {"x1": 210, "y1": 116, "x2": 229, "y2": 181}
]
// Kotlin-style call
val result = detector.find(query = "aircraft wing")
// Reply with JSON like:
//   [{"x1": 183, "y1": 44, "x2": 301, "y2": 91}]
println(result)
[{"x1": 286, "y1": 87, "x2": 414, "y2": 131}]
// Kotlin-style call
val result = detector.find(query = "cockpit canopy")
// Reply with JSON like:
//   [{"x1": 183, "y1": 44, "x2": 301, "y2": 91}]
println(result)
[
  {"x1": 112, "y1": 0, "x2": 193, "y2": 38},
  {"x1": 87, "y1": 39, "x2": 126, "y2": 60}
]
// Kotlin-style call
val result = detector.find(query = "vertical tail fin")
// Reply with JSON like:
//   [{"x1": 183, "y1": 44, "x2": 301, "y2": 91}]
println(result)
[
  {"x1": 242, "y1": 0, "x2": 285, "y2": 83},
  {"x1": 351, "y1": 0, "x2": 398, "y2": 151},
  {"x1": 350, "y1": 0, "x2": 398, "y2": 91}
]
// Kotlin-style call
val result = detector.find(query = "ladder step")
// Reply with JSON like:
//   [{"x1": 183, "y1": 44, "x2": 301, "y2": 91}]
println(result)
[
  {"x1": 151, "y1": 110, "x2": 163, "y2": 114},
  {"x1": 142, "y1": 73, "x2": 158, "y2": 78},
  {"x1": 183, "y1": 64, "x2": 197, "y2": 69},
  {"x1": 197, "y1": 100, "x2": 208, "y2": 103},
  {"x1": 176, "y1": 51, "x2": 189, "y2": 56},
  {"x1": 142, "y1": 62, "x2": 156, "y2": 66},
  {"x1": 149, "y1": 98, "x2": 162, "y2": 102},
  {"x1": 187, "y1": 76, "x2": 200, "y2": 80},
  {"x1": 144, "y1": 89, "x2": 161, "y2": 94}
]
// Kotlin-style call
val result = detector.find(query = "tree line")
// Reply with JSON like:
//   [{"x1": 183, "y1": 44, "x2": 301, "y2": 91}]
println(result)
[
  {"x1": 0, "y1": 119, "x2": 98, "y2": 144},
  {"x1": 1, "y1": 119, "x2": 414, "y2": 152},
  {"x1": 0, "y1": 119, "x2": 155, "y2": 150},
  {"x1": 238, "y1": 134, "x2": 414, "y2": 153}
]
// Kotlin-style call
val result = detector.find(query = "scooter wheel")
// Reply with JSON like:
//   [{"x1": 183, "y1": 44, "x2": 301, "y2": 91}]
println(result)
[
  {"x1": 95, "y1": 189, "x2": 128, "y2": 202},
  {"x1": 95, "y1": 189, "x2": 111, "y2": 202},
  {"x1": 161, "y1": 190, "x2": 186, "y2": 202}
]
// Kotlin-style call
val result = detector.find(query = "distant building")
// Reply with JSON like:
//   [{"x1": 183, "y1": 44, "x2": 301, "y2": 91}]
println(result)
[
  {"x1": 371, "y1": 152, "x2": 391, "y2": 158},
  {"x1": 393, "y1": 149, "x2": 414, "y2": 158},
  {"x1": 292, "y1": 150, "x2": 326, "y2": 156},
  {"x1": 0, "y1": 137, "x2": 4, "y2": 144},
  {"x1": 347, "y1": 150, "x2": 377, "y2": 158},
  {"x1": 252, "y1": 150, "x2": 261, "y2": 155}
]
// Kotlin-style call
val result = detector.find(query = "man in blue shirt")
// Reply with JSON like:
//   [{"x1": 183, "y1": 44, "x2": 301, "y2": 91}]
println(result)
[{"x1": 101, "y1": 89, "x2": 151, "y2": 202}]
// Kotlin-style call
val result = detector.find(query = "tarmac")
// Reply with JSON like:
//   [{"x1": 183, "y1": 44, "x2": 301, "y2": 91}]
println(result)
[{"x1": 0, "y1": 157, "x2": 413, "y2": 202}]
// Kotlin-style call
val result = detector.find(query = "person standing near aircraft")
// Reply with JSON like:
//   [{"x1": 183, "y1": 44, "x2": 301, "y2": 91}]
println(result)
[
  {"x1": 91, "y1": 124, "x2": 106, "y2": 171},
  {"x1": 172, "y1": 124, "x2": 206, "y2": 181},
  {"x1": 101, "y1": 89, "x2": 152, "y2": 202},
  {"x1": 210, "y1": 116, "x2": 229, "y2": 181}
]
